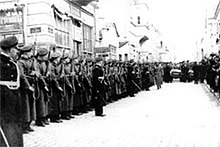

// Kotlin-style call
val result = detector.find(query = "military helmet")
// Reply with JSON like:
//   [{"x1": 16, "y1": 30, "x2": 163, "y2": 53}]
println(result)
[
  {"x1": 50, "y1": 51, "x2": 61, "y2": 61},
  {"x1": 17, "y1": 45, "x2": 33, "y2": 53},
  {"x1": 0, "y1": 36, "x2": 18, "y2": 50},
  {"x1": 37, "y1": 48, "x2": 48, "y2": 56}
]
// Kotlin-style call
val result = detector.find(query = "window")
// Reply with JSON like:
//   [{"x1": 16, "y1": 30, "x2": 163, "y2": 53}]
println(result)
[
  {"x1": 137, "y1": 16, "x2": 140, "y2": 24},
  {"x1": 54, "y1": 13, "x2": 70, "y2": 47},
  {"x1": 48, "y1": 27, "x2": 53, "y2": 34},
  {"x1": 125, "y1": 53, "x2": 128, "y2": 61},
  {"x1": 73, "y1": 40, "x2": 81, "y2": 55},
  {"x1": 30, "y1": 27, "x2": 41, "y2": 34},
  {"x1": 83, "y1": 24, "x2": 92, "y2": 53},
  {"x1": 119, "y1": 54, "x2": 122, "y2": 61}
]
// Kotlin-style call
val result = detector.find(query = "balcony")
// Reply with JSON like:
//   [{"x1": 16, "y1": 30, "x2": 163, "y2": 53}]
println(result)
[{"x1": 69, "y1": 0, "x2": 98, "y2": 6}]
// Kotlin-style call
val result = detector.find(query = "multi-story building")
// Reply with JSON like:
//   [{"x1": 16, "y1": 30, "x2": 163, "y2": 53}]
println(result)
[
  {"x1": 95, "y1": 0, "x2": 154, "y2": 62},
  {"x1": 0, "y1": 0, "x2": 97, "y2": 58},
  {"x1": 199, "y1": 0, "x2": 220, "y2": 58},
  {"x1": 94, "y1": 21, "x2": 119, "y2": 60}
]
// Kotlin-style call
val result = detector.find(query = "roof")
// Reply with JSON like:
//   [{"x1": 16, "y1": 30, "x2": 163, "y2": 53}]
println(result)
[
  {"x1": 139, "y1": 36, "x2": 149, "y2": 46},
  {"x1": 69, "y1": 0, "x2": 98, "y2": 6},
  {"x1": 119, "y1": 41, "x2": 129, "y2": 48},
  {"x1": 214, "y1": 1, "x2": 220, "y2": 19}
]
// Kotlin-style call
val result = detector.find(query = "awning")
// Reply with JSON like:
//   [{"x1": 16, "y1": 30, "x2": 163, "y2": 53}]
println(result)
[
  {"x1": 139, "y1": 36, "x2": 149, "y2": 46},
  {"x1": 70, "y1": 0, "x2": 98, "y2": 6},
  {"x1": 51, "y1": 4, "x2": 82, "y2": 22},
  {"x1": 119, "y1": 41, "x2": 128, "y2": 48}
]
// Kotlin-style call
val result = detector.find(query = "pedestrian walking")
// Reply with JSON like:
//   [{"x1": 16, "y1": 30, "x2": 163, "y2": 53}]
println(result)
[{"x1": 192, "y1": 62, "x2": 200, "y2": 84}]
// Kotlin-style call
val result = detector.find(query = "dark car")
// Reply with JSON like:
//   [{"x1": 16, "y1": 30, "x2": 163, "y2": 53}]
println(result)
[{"x1": 170, "y1": 68, "x2": 182, "y2": 79}]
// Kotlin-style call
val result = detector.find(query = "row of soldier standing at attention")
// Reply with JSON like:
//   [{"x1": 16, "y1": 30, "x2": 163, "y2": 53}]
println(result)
[{"x1": 0, "y1": 36, "x2": 161, "y2": 147}]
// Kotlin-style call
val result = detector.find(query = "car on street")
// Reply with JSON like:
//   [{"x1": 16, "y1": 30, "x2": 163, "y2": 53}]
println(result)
[{"x1": 170, "y1": 68, "x2": 182, "y2": 79}]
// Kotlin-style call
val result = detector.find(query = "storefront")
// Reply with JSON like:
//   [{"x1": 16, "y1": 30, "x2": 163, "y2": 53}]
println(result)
[
  {"x1": 0, "y1": 1, "x2": 25, "y2": 45},
  {"x1": 0, "y1": 0, "x2": 96, "y2": 58}
]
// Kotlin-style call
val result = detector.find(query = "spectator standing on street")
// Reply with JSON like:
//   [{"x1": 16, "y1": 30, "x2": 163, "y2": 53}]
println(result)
[{"x1": 192, "y1": 62, "x2": 200, "y2": 84}]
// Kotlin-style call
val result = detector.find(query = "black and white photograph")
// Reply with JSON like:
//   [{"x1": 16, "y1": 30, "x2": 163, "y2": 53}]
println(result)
[{"x1": 1, "y1": 0, "x2": 220, "y2": 146}]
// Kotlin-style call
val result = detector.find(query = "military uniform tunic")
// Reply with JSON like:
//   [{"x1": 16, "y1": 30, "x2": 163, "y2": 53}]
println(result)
[{"x1": 0, "y1": 53, "x2": 23, "y2": 147}]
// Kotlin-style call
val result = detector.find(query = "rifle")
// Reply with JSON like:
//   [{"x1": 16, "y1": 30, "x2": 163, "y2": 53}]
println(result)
[
  {"x1": 70, "y1": 53, "x2": 79, "y2": 94},
  {"x1": 31, "y1": 42, "x2": 40, "y2": 100},
  {"x1": 45, "y1": 46, "x2": 53, "y2": 99},
  {"x1": 60, "y1": 49, "x2": 66, "y2": 99},
  {"x1": 0, "y1": 126, "x2": 9, "y2": 147},
  {"x1": 82, "y1": 61, "x2": 92, "y2": 88},
  {"x1": 132, "y1": 80, "x2": 142, "y2": 91}
]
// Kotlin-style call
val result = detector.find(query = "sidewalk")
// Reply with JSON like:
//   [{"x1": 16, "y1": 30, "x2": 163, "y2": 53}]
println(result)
[{"x1": 24, "y1": 82, "x2": 220, "y2": 147}]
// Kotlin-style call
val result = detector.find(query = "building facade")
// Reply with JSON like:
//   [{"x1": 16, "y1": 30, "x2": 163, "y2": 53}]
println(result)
[
  {"x1": 95, "y1": 0, "x2": 155, "y2": 62},
  {"x1": 95, "y1": 22, "x2": 119, "y2": 60},
  {"x1": 0, "y1": 0, "x2": 97, "y2": 58},
  {"x1": 198, "y1": 0, "x2": 220, "y2": 59}
]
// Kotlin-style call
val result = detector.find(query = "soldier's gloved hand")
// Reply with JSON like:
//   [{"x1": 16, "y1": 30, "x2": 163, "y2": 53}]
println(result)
[
  {"x1": 28, "y1": 86, "x2": 34, "y2": 92},
  {"x1": 58, "y1": 86, "x2": 63, "y2": 92},
  {"x1": 44, "y1": 86, "x2": 49, "y2": 92},
  {"x1": 68, "y1": 85, "x2": 73, "y2": 89},
  {"x1": 30, "y1": 71, "x2": 40, "y2": 77},
  {"x1": 46, "y1": 72, "x2": 51, "y2": 77},
  {"x1": 98, "y1": 77, "x2": 104, "y2": 81},
  {"x1": 60, "y1": 74, "x2": 64, "y2": 78}
]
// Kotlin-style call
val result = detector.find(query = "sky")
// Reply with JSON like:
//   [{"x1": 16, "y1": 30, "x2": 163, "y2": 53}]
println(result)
[
  {"x1": 98, "y1": 0, "x2": 219, "y2": 62},
  {"x1": 147, "y1": 0, "x2": 218, "y2": 61}
]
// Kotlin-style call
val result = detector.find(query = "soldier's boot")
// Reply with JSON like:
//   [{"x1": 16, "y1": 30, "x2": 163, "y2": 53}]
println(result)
[
  {"x1": 22, "y1": 122, "x2": 30, "y2": 134},
  {"x1": 61, "y1": 112, "x2": 71, "y2": 120},
  {"x1": 50, "y1": 115, "x2": 63, "y2": 123},
  {"x1": 26, "y1": 121, "x2": 34, "y2": 132},
  {"x1": 43, "y1": 117, "x2": 50, "y2": 125},
  {"x1": 68, "y1": 112, "x2": 75, "y2": 119},
  {"x1": 35, "y1": 118, "x2": 45, "y2": 127}
]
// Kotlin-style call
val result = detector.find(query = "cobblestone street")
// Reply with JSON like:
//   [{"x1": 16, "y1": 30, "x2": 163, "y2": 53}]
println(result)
[{"x1": 24, "y1": 82, "x2": 220, "y2": 147}]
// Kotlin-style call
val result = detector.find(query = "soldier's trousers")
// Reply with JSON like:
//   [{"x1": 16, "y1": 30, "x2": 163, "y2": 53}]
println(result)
[
  {"x1": 95, "y1": 106, "x2": 103, "y2": 116},
  {"x1": 0, "y1": 85, "x2": 23, "y2": 147}
]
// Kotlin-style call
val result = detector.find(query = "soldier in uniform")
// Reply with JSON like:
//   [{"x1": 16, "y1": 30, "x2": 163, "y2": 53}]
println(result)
[
  {"x1": 120, "y1": 62, "x2": 128, "y2": 98},
  {"x1": 154, "y1": 63, "x2": 163, "y2": 90},
  {"x1": 60, "y1": 52, "x2": 74, "y2": 120},
  {"x1": 82, "y1": 58, "x2": 93, "y2": 112},
  {"x1": 114, "y1": 61, "x2": 121, "y2": 100},
  {"x1": 141, "y1": 63, "x2": 151, "y2": 91},
  {"x1": 91, "y1": 57, "x2": 106, "y2": 116},
  {"x1": 17, "y1": 45, "x2": 36, "y2": 133},
  {"x1": 48, "y1": 51, "x2": 63, "y2": 123},
  {"x1": 35, "y1": 48, "x2": 50, "y2": 126},
  {"x1": 72, "y1": 60, "x2": 83, "y2": 115},
  {"x1": 103, "y1": 61, "x2": 111, "y2": 102},
  {"x1": 0, "y1": 36, "x2": 23, "y2": 146},
  {"x1": 126, "y1": 60, "x2": 135, "y2": 97}
]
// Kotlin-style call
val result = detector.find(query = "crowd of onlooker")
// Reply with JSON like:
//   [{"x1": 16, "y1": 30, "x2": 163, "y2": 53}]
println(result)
[{"x1": 161, "y1": 53, "x2": 220, "y2": 98}]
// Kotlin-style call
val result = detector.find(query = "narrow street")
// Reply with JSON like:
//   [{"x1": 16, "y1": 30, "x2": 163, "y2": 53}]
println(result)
[{"x1": 24, "y1": 81, "x2": 220, "y2": 147}]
